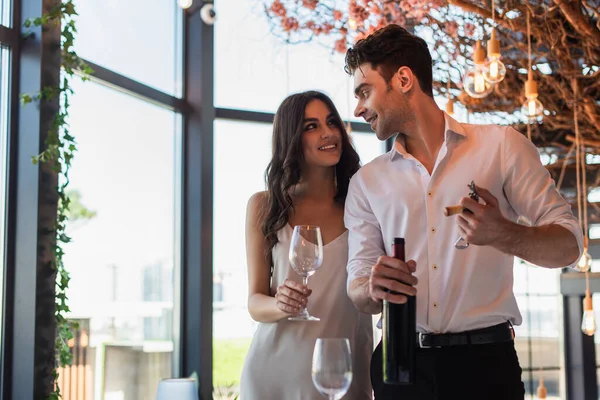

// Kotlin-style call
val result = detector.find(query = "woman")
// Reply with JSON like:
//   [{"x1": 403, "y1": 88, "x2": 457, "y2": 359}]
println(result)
[{"x1": 240, "y1": 90, "x2": 373, "y2": 399}]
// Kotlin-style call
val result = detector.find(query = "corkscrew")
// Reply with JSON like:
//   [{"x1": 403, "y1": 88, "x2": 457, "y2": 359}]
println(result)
[{"x1": 454, "y1": 181, "x2": 479, "y2": 250}]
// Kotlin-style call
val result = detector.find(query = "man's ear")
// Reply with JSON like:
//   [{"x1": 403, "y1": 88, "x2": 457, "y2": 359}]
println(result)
[{"x1": 395, "y1": 66, "x2": 415, "y2": 93}]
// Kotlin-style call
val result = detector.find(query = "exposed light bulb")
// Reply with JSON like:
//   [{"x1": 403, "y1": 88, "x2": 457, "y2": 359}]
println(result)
[
  {"x1": 483, "y1": 29, "x2": 506, "y2": 84},
  {"x1": 464, "y1": 65, "x2": 493, "y2": 98},
  {"x1": 178, "y1": 0, "x2": 193, "y2": 9},
  {"x1": 474, "y1": 73, "x2": 486, "y2": 93},
  {"x1": 521, "y1": 97, "x2": 544, "y2": 120},
  {"x1": 575, "y1": 249, "x2": 593, "y2": 272},
  {"x1": 582, "y1": 310, "x2": 597, "y2": 336},
  {"x1": 522, "y1": 78, "x2": 544, "y2": 121},
  {"x1": 582, "y1": 293, "x2": 596, "y2": 336},
  {"x1": 348, "y1": 18, "x2": 358, "y2": 31},
  {"x1": 484, "y1": 57, "x2": 506, "y2": 84},
  {"x1": 464, "y1": 41, "x2": 494, "y2": 99}
]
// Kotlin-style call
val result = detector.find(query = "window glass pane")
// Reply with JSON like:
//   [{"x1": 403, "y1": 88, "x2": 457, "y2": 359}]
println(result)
[
  {"x1": 215, "y1": 2, "x2": 359, "y2": 119},
  {"x1": 513, "y1": 260, "x2": 560, "y2": 295},
  {"x1": 515, "y1": 292, "x2": 564, "y2": 398},
  {"x1": 526, "y1": 370, "x2": 563, "y2": 399},
  {"x1": 63, "y1": 79, "x2": 179, "y2": 399},
  {"x1": 74, "y1": 0, "x2": 181, "y2": 96},
  {"x1": 213, "y1": 119, "x2": 385, "y2": 397},
  {"x1": 0, "y1": 47, "x2": 9, "y2": 352},
  {"x1": 0, "y1": 0, "x2": 10, "y2": 27},
  {"x1": 351, "y1": 131, "x2": 385, "y2": 165},
  {"x1": 213, "y1": 119, "x2": 270, "y2": 397}
]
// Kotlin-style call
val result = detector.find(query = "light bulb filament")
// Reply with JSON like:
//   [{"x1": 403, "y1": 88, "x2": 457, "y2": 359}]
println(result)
[
  {"x1": 475, "y1": 73, "x2": 486, "y2": 93},
  {"x1": 489, "y1": 60, "x2": 499, "y2": 79},
  {"x1": 528, "y1": 98, "x2": 537, "y2": 117}
]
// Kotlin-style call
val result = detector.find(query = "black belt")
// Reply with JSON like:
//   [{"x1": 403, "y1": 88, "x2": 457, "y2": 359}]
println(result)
[{"x1": 417, "y1": 322, "x2": 514, "y2": 348}]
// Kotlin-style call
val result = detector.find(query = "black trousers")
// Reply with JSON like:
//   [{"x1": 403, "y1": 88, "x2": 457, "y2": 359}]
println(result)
[{"x1": 370, "y1": 339, "x2": 525, "y2": 400}]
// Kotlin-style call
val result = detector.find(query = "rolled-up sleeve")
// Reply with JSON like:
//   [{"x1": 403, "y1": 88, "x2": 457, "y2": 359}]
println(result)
[
  {"x1": 502, "y1": 126, "x2": 583, "y2": 268},
  {"x1": 344, "y1": 173, "x2": 385, "y2": 291}
]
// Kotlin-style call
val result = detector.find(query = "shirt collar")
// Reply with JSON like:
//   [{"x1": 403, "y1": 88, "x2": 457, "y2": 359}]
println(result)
[{"x1": 389, "y1": 111, "x2": 467, "y2": 161}]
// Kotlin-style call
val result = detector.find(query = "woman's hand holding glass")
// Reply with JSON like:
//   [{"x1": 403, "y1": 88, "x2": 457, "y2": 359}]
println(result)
[{"x1": 275, "y1": 279, "x2": 313, "y2": 315}]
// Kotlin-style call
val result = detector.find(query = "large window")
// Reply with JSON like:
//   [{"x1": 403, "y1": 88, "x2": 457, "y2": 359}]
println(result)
[
  {"x1": 63, "y1": 80, "x2": 180, "y2": 399},
  {"x1": 212, "y1": 119, "x2": 272, "y2": 396},
  {"x1": 215, "y1": 1, "x2": 360, "y2": 120},
  {"x1": 513, "y1": 261, "x2": 565, "y2": 398},
  {"x1": 74, "y1": 0, "x2": 181, "y2": 95},
  {"x1": 212, "y1": 118, "x2": 383, "y2": 397}
]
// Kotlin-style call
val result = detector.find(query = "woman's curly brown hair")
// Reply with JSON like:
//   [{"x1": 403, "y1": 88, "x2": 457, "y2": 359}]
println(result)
[{"x1": 262, "y1": 90, "x2": 361, "y2": 255}]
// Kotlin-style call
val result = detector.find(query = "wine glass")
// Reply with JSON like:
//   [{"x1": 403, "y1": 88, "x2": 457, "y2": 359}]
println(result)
[
  {"x1": 312, "y1": 338, "x2": 353, "y2": 400},
  {"x1": 288, "y1": 225, "x2": 323, "y2": 321}
]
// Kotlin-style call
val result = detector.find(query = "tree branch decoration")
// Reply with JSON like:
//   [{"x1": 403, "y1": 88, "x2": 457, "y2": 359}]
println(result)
[
  {"x1": 264, "y1": 0, "x2": 600, "y2": 211},
  {"x1": 20, "y1": 0, "x2": 92, "y2": 398}
]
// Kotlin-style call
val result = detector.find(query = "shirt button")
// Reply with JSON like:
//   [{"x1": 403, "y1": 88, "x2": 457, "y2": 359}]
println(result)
[
  {"x1": 432, "y1": 264, "x2": 438, "y2": 270},
  {"x1": 433, "y1": 302, "x2": 438, "y2": 308}
]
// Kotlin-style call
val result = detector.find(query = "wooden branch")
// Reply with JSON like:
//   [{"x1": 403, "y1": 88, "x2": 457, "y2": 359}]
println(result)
[
  {"x1": 565, "y1": 135, "x2": 600, "y2": 147},
  {"x1": 446, "y1": 0, "x2": 526, "y2": 33},
  {"x1": 582, "y1": 96, "x2": 600, "y2": 133},
  {"x1": 553, "y1": 0, "x2": 600, "y2": 47}
]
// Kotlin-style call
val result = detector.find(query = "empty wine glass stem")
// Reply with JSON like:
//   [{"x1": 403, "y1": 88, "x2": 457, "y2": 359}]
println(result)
[
  {"x1": 297, "y1": 306, "x2": 309, "y2": 319},
  {"x1": 301, "y1": 276, "x2": 310, "y2": 316}
]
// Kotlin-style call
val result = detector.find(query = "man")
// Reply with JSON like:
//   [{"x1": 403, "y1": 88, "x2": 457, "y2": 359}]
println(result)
[{"x1": 343, "y1": 24, "x2": 582, "y2": 400}]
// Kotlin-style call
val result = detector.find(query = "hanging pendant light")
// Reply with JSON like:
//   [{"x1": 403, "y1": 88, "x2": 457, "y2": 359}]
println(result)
[
  {"x1": 483, "y1": 2, "x2": 506, "y2": 84},
  {"x1": 522, "y1": 76, "x2": 543, "y2": 120},
  {"x1": 484, "y1": 29, "x2": 506, "y2": 83},
  {"x1": 582, "y1": 281, "x2": 597, "y2": 336},
  {"x1": 522, "y1": 12, "x2": 544, "y2": 121},
  {"x1": 574, "y1": 100, "x2": 593, "y2": 273},
  {"x1": 464, "y1": 41, "x2": 494, "y2": 98},
  {"x1": 536, "y1": 377, "x2": 547, "y2": 399}
]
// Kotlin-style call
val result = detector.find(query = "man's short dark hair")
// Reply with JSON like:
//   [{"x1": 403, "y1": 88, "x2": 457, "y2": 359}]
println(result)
[{"x1": 345, "y1": 24, "x2": 434, "y2": 98}]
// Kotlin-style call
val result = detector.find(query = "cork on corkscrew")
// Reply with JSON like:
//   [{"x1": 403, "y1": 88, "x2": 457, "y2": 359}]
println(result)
[{"x1": 444, "y1": 181, "x2": 479, "y2": 217}]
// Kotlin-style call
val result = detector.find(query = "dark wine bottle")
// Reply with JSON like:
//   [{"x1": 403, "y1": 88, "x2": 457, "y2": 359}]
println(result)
[{"x1": 382, "y1": 237, "x2": 416, "y2": 385}]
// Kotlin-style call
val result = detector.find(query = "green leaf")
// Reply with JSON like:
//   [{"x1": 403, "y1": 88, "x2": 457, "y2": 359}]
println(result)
[
  {"x1": 22, "y1": 2, "x2": 88, "y2": 397},
  {"x1": 20, "y1": 93, "x2": 33, "y2": 105}
]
